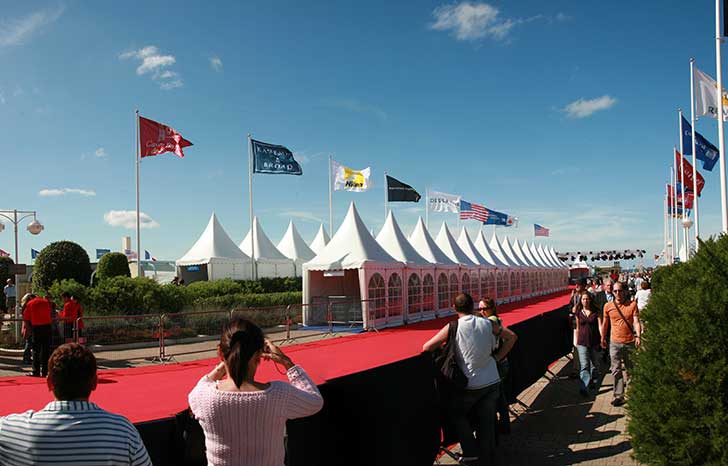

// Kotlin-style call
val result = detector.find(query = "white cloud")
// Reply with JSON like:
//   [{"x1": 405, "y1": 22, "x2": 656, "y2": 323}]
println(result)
[
  {"x1": 104, "y1": 210, "x2": 160, "y2": 229},
  {"x1": 278, "y1": 210, "x2": 323, "y2": 224},
  {"x1": 119, "y1": 45, "x2": 182, "y2": 90},
  {"x1": 0, "y1": 5, "x2": 64, "y2": 47},
  {"x1": 94, "y1": 147, "x2": 107, "y2": 158},
  {"x1": 323, "y1": 99, "x2": 388, "y2": 121},
  {"x1": 430, "y1": 2, "x2": 512, "y2": 41},
  {"x1": 563, "y1": 95, "x2": 617, "y2": 118},
  {"x1": 39, "y1": 188, "x2": 96, "y2": 197},
  {"x1": 210, "y1": 56, "x2": 223, "y2": 72}
]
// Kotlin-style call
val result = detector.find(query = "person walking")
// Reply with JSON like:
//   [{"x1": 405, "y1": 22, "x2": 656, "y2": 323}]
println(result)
[
  {"x1": 423, "y1": 293, "x2": 502, "y2": 466},
  {"x1": 60, "y1": 292, "x2": 83, "y2": 343},
  {"x1": 600, "y1": 282, "x2": 641, "y2": 406},
  {"x1": 574, "y1": 292, "x2": 600, "y2": 396},
  {"x1": 0, "y1": 343, "x2": 152, "y2": 465},
  {"x1": 188, "y1": 317, "x2": 323, "y2": 466},
  {"x1": 20, "y1": 293, "x2": 35, "y2": 365},
  {"x1": 3, "y1": 278, "x2": 16, "y2": 316},
  {"x1": 22, "y1": 294, "x2": 53, "y2": 377},
  {"x1": 478, "y1": 298, "x2": 517, "y2": 435},
  {"x1": 634, "y1": 280, "x2": 651, "y2": 311},
  {"x1": 592, "y1": 278, "x2": 615, "y2": 364}
]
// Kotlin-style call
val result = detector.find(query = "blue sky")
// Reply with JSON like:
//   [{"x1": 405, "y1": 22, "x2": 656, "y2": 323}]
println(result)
[{"x1": 0, "y1": 0, "x2": 724, "y2": 267}]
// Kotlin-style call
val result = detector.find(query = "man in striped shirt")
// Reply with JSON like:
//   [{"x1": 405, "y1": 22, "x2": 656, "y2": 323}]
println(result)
[{"x1": 0, "y1": 343, "x2": 152, "y2": 465}]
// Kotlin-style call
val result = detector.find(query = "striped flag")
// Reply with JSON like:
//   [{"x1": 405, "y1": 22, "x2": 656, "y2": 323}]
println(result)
[
  {"x1": 534, "y1": 224, "x2": 550, "y2": 237},
  {"x1": 459, "y1": 200, "x2": 490, "y2": 222},
  {"x1": 144, "y1": 250, "x2": 157, "y2": 261}
]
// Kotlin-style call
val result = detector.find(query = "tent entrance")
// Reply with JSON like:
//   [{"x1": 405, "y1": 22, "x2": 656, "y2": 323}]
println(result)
[{"x1": 304, "y1": 270, "x2": 362, "y2": 327}]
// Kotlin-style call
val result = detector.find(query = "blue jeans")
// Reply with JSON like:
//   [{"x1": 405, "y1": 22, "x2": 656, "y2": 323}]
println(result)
[
  {"x1": 447, "y1": 383, "x2": 500, "y2": 466},
  {"x1": 576, "y1": 345, "x2": 599, "y2": 391}
]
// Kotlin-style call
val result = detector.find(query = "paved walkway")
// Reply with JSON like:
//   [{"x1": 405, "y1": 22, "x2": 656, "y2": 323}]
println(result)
[{"x1": 437, "y1": 356, "x2": 640, "y2": 466}]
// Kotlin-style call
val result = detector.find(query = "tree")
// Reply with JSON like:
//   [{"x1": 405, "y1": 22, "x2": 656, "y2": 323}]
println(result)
[
  {"x1": 96, "y1": 252, "x2": 131, "y2": 281},
  {"x1": 33, "y1": 241, "x2": 92, "y2": 292},
  {"x1": 628, "y1": 236, "x2": 728, "y2": 466}
]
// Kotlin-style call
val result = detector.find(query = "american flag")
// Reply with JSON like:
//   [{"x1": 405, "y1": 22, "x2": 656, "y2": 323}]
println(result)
[
  {"x1": 459, "y1": 200, "x2": 490, "y2": 222},
  {"x1": 534, "y1": 224, "x2": 550, "y2": 237}
]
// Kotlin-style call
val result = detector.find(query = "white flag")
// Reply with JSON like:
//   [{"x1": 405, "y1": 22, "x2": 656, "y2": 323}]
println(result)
[
  {"x1": 428, "y1": 191, "x2": 461, "y2": 213},
  {"x1": 694, "y1": 66, "x2": 728, "y2": 121},
  {"x1": 331, "y1": 159, "x2": 373, "y2": 192}
]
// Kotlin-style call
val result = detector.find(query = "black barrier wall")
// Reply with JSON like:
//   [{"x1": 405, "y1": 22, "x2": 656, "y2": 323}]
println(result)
[{"x1": 135, "y1": 304, "x2": 572, "y2": 466}]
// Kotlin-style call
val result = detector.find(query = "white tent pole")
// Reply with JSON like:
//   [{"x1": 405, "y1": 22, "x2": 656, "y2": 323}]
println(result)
[
  {"x1": 678, "y1": 111, "x2": 687, "y2": 259},
  {"x1": 248, "y1": 133, "x2": 256, "y2": 280},
  {"x1": 135, "y1": 109, "x2": 141, "y2": 277},
  {"x1": 663, "y1": 189, "x2": 668, "y2": 265},
  {"x1": 328, "y1": 155, "x2": 334, "y2": 236},
  {"x1": 690, "y1": 58, "x2": 701, "y2": 250},
  {"x1": 716, "y1": 0, "x2": 728, "y2": 233}
]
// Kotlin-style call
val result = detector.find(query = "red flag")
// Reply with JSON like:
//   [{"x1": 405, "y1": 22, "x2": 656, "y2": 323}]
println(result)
[
  {"x1": 139, "y1": 116, "x2": 193, "y2": 158},
  {"x1": 667, "y1": 184, "x2": 695, "y2": 209},
  {"x1": 675, "y1": 150, "x2": 705, "y2": 196}
]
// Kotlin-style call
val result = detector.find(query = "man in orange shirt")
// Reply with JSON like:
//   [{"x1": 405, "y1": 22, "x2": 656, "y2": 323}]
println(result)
[
  {"x1": 600, "y1": 281, "x2": 641, "y2": 406},
  {"x1": 22, "y1": 294, "x2": 53, "y2": 377},
  {"x1": 60, "y1": 292, "x2": 83, "y2": 343}
]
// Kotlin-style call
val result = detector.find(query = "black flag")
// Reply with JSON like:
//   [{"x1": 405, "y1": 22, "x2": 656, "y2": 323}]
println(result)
[{"x1": 386, "y1": 175, "x2": 421, "y2": 202}]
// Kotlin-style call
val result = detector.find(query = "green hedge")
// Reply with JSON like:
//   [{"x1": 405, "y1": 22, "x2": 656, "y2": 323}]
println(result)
[
  {"x1": 191, "y1": 291, "x2": 302, "y2": 310},
  {"x1": 628, "y1": 236, "x2": 728, "y2": 466},
  {"x1": 96, "y1": 252, "x2": 131, "y2": 281},
  {"x1": 33, "y1": 241, "x2": 92, "y2": 291}
]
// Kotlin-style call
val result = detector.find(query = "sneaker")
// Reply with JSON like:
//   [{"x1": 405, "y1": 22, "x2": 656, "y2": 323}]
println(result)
[{"x1": 611, "y1": 397, "x2": 625, "y2": 407}]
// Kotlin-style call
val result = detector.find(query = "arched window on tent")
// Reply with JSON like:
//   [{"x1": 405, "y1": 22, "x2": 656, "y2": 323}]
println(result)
[
  {"x1": 497, "y1": 271, "x2": 508, "y2": 298},
  {"x1": 471, "y1": 273, "x2": 479, "y2": 301},
  {"x1": 488, "y1": 271, "x2": 496, "y2": 298},
  {"x1": 449, "y1": 273, "x2": 459, "y2": 303},
  {"x1": 438, "y1": 273, "x2": 449, "y2": 309},
  {"x1": 531, "y1": 271, "x2": 537, "y2": 292},
  {"x1": 407, "y1": 273, "x2": 422, "y2": 316},
  {"x1": 510, "y1": 271, "x2": 517, "y2": 296},
  {"x1": 422, "y1": 274, "x2": 434, "y2": 312},
  {"x1": 480, "y1": 272, "x2": 488, "y2": 301},
  {"x1": 521, "y1": 271, "x2": 528, "y2": 294},
  {"x1": 388, "y1": 273, "x2": 402, "y2": 317},
  {"x1": 368, "y1": 273, "x2": 386, "y2": 320},
  {"x1": 462, "y1": 272, "x2": 471, "y2": 297}
]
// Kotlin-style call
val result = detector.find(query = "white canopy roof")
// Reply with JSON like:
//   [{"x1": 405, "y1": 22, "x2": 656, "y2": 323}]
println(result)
[
  {"x1": 457, "y1": 228, "x2": 492, "y2": 267},
  {"x1": 473, "y1": 230, "x2": 509, "y2": 267},
  {"x1": 528, "y1": 242, "x2": 550, "y2": 268},
  {"x1": 549, "y1": 247, "x2": 568, "y2": 269},
  {"x1": 304, "y1": 203, "x2": 401, "y2": 271},
  {"x1": 489, "y1": 233, "x2": 520, "y2": 267},
  {"x1": 409, "y1": 217, "x2": 458, "y2": 266},
  {"x1": 501, "y1": 236, "x2": 529, "y2": 267},
  {"x1": 239, "y1": 217, "x2": 292, "y2": 264},
  {"x1": 436, "y1": 223, "x2": 476, "y2": 266},
  {"x1": 277, "y1": 221, "x2": 315, "y2": 263},
  {"x1": 512, "y1": 239, "x2": 540, "y2": 267},
  {"x1": 519, "y1": 239, "x2": 546, "y2": 268},
  {"x1": 376, "y1": 212, "x2": 430, "y2": 265},
  {"x1": 309, "y1": 224, "x2": 330, "y2": 255},
  {"x1": 177, "y1": 213, "x2": 251, "y2": 266},
  {"x1": 537, "y1": 244, "x2": 559, "y2": 268}
]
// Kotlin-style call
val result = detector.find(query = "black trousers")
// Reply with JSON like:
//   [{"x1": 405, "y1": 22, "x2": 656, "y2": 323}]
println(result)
[{"x1": 31, "y1": 325, "x2": 51, "y2": 376}]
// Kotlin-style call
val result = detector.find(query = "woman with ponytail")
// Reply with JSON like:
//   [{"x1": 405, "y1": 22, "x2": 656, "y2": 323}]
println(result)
[{"x1": 188, "y1": 317, "x2": 323, "y2": 466}]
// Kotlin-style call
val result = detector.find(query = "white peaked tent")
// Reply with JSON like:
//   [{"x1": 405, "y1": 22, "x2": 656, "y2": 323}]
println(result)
[
  {"x1": 309, "y1": 224, "x2": 330, "y2": 255},
  {"x1": 436, "y1": 223, "x2": 480, "y2": 309},
  {"x1": 457, "y1": 228, "x2": 495, "y2": 303},
  {"x1": 240, "y1": 217, "x2": 296, "y2": 278},
  {"x1": 549, "y1": 247, "x2": 569, "y2": 271},
  {"x1": 489, "y1": 233, "x2": 518, "y2": 303},
  {"x1": 512, "y1": 239, "x2": 541, "y2": 298},
  {"x1": 500, "y1": 237, "x2": 528, "y2": 298},
  {"x1": 409, "y1": 217, "x2": 459, "y2": 315},
  {"x1": 176, "y1": 213, "x2": 252, "y2": 282},
  {"x1": 277, "y1": 221, "x2": 315, "y2": 275},
  {"x1": 519, "y1": 239, "x2": 548, "y2": 296},
  {"x1": 376, "y1": 212, "x2": 436, "y2": 322},
  {"x1": 303, "y1": 203, "x2": 404, "y2": 329}
]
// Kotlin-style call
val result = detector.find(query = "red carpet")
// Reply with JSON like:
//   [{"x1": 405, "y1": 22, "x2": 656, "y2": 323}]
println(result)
[{"x1": 0, "y1": 291, "x2": 569, "y2": 423}]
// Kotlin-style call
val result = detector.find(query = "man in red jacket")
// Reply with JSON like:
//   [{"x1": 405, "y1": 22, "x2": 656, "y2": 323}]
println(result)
[
  {"x1": 22, "y1": 294, "x2": 53, "y2": 377},
  {"x1": 60, "y1": 292, "x2": 83, "y2": 343}
]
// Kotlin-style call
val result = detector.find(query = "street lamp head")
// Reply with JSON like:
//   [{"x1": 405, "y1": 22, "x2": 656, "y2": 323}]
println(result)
[
  {"x1": 682, "y1": 218, "x2": 694, "y2": 228},
  {"x1": 27, "y1": 220, "x2": 44, "y2": 235}
]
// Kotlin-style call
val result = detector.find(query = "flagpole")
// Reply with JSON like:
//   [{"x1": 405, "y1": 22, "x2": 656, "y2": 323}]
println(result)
[
  {"x1": 690, "y1": 58, "x2": 701, "y2": 250},
  {"x1": 328, "y1": 155, "x2": 334, "y2": 235},
  {"x1": 673, "y1": 163, "x2": 679, "y2": 260},
  {"x1": 716, "y1": 0, "x2": 728, "y2": 233},
  {"x1": 248, "y1": 133, "x2": 256, "y2": 280},
  {"x1": 670, "y1": 165, "x2": 675, "y2": 262},
  {"x1": 135, "y1": 109, "x2": 141, "y2": 278},
  {"x1": 663, "y1": 187, "x2": 668, "y2": 265},
  {"x1": 425, "y1": 188, "x2": 430, "y2": 230},
  {"x1": 384, "y1": 171, "x2": 388, "y2": 221},
  {"x1": 678, "y1": 111, "x2": 688, "y2": 259}
]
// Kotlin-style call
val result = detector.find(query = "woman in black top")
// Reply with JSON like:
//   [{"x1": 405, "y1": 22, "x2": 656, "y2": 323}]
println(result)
[{"x1": 574, "y1": 292, "x2": 600, "y2": 396}]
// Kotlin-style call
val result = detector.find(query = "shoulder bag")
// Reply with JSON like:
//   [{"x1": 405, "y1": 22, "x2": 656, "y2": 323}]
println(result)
[{"x1": 433, "y1": 319, "x2": 468, "y2": 390}]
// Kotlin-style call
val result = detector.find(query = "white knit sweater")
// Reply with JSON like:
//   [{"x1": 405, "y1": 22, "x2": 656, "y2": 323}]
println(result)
[{"x1": 188, "y1": 365, "x2": 323, "y2": 466}]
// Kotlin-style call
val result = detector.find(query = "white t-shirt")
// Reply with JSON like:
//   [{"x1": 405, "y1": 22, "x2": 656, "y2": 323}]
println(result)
[
  {"x1": 453, "y1": 314, "x2": 500, "y2": 390},
  {"x1": 635, "y1": 289, "x2": 651, "y2": 310}
]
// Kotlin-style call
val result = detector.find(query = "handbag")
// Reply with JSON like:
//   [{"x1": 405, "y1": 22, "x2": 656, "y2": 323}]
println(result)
[{"x1": 433, "y1": 320, "x2": 468, "y2": 389}]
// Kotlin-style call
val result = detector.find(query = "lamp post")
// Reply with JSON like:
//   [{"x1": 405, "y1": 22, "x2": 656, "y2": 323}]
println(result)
[
  {"x1": 682, "y1": 218, "x2": 694, "y2": 260},
  {"x1": 0, "y1": 210, "x2": 44, "y2": 340}
]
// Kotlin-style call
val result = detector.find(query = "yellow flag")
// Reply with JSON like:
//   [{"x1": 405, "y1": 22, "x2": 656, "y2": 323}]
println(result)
[{"x1": 331, "y1": 159, "x2": 372, "y2": 192}]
